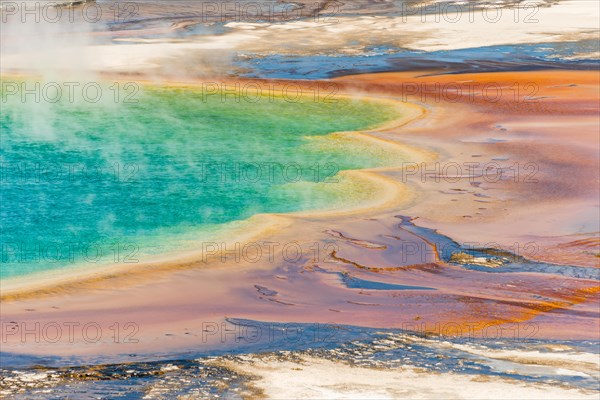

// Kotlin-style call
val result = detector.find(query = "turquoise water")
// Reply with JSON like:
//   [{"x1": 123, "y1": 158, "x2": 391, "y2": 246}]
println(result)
[{"x1": 0, "y1": 81, "x2": 402, "y2": 279}]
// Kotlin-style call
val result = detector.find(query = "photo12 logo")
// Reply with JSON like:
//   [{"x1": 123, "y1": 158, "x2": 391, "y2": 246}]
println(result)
[
  {"x1": 200, "y1": 320, "x2": 340, "y2": 344},
  {"x1": 199, "y1": 82, "x2": 340, "y2": 104},
  {"x1": 198, "y1": 162, "x2": 340, "y2": 184},
  {"x1": 399, "y1": 1, "x2": 541, "y2": 24},
  {"x1": 0, "y1": 1, "x2": 139, "y2": 24},
  {"x1": 1, "y1": 81, "x2": 140, "y2": 104},
  {"x1": 1, "y1": 321, "x2": 140, "y2": 344},
  {"x1": 1, "y1": 161, "x2": 139, "y2": 184},
  {"x1": 399, "y1": 162, "x2": 539, "y2": 184},
  {"x1": 401, "y1": 321, "x2": 540, "y2": 340},
  {"x1": 1, "y1": 239, "x2": 140, "y2": 265},
  {"x1": 199, "y1": 241, "x2": 339, "y2": 264}
]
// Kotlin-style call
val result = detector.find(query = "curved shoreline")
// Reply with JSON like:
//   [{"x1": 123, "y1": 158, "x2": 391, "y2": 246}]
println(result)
[{"x1": 0, "y1": 83, "x2": 432, "y2": 299}]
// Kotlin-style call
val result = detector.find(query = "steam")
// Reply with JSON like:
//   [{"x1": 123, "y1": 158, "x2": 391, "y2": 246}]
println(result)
[
  {"x1": 0, "y1": 1, "x2": 104, "y2": 80},
  {"x1": 0, "y1": 1, "x2": 108, "y2": 140}
]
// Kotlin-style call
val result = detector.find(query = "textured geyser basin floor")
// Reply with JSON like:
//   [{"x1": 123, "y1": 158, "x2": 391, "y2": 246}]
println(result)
[
  {"x1": 0, "y1": 69, "x2": 598, "y2": 399},
  {"x1": 2, "y1": 323, "x2": 599, "y2": 399},
  {"x1": 222, "y1": 356, "x2": 598, "y2": 400}
]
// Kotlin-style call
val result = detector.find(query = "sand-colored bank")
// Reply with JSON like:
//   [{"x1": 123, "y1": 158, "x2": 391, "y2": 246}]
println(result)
[
  {"x1": 217, "y1": 354, "x2": 598, "y2": 399},
  {"x1": 2, "y1": 0, "x2": 599, "y2": 76},
  {"x1": 0, "y1": 70, "x2": 598, "y2": 361}
]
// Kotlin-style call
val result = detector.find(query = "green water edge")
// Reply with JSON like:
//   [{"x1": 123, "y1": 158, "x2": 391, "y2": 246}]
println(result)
[{"x1": 0, "y1": 78, "x2": 410, "y2": 280}]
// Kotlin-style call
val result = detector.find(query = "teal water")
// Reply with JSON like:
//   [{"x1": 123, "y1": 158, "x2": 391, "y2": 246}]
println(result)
[{"x1": 0, "y1": 81, "x2": 402, "y2": 279}]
